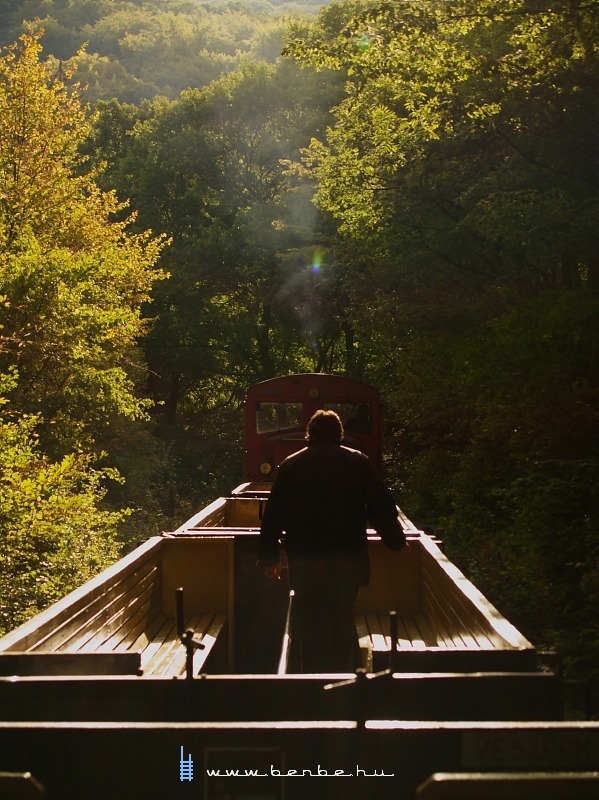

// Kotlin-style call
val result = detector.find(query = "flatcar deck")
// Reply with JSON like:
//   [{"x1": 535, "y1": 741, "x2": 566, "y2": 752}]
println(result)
[
  {"x1": 357, "y1": 612, "x2": 441, "y2": 652},
  {"x1": 0, "y1": 536, "x2": 231, "y2": 678},
  {"x1": 353, "y1": 531, "x2": 535, "y2": 672},
  {"x1": 0, "y1": 488, "x2": 535, "y2": 677},
  {"x1": 138, "y1": 612, "x2": 225, "y2": 677}
]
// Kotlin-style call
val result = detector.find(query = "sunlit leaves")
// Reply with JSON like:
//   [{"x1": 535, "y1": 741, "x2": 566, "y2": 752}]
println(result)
[
  {"x1": 0, "y1": 0, "x2": 300, "y2": 104},
  {"x1": 0, "y1": 403, "x2": 123, "y2": 635},
  {"x1": 285, "y1": 0, "x2": 599, "y2": 693},
  {"x1": 0, "y1": 31, "x2": 166, "y2": 452},
  {"x1": 0, "y1": 29, "x2": 169, "y2": 631},
  {"x1": 0, "y1": 32, "x2": 89, "y2": 247},
  {"x1": 292, "y1": 0, "x2": 599, "y2": 288}
]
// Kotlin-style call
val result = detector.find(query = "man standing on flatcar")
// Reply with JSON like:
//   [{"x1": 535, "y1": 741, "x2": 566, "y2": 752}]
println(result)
[{"x1": 259, "y1": 409, "x2": 408, "y2": 672}]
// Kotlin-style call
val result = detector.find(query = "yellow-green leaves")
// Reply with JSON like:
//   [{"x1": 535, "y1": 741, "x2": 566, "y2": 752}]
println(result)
[
  {"x1": 0, "y1": 31, "x2": 165, "y2": 632},
  {"x1": 0, "y1": 31, "x2": 166, "y2": 452},
  {"x1": 0, "y1": 407, "x2": 123, "y2": 635}
]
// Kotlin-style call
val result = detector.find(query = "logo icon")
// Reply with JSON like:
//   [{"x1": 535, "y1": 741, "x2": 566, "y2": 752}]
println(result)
[{"x1": 179, "y1": 746, "x2": 194, "y2": 782}]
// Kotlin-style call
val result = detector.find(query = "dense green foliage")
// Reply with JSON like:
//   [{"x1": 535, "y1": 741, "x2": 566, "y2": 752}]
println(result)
[
  {"x1": 83, "y1": 57, "x2": 346, "y2": 511},
  {"x1": 286, "y1": 0, "x2": 599, "y2": 689},
  {"x1": 0, "y1": 0, "x2": 324, "y2": 103},
  {"x1": 0, "y1": 377, "x2": 122, "y2": 632},
  {"x1": 0, "y1": 32, "x2": 164, "y2": 634},
  {"x1": 0, "y1": 0, "x2": 597, "y2": 708}
]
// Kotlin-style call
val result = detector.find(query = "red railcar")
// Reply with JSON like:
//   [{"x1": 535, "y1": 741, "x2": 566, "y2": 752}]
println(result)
[{"x1": 243, "y1": 373, "x2": 381, "y2": 480}]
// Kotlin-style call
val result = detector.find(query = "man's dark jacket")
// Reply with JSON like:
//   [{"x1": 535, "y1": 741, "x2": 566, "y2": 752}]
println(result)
[{"x1": 259, "y1": 443, "x2": 406, "y2": 585}]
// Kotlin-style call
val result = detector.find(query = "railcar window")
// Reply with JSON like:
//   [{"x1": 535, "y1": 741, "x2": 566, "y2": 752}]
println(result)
[
  {"x1": 255, "y1": 402, "x2": 303, "y2": 434},
  {"x1": 324, "y1": 402, "x2": 372, "y2": 435}
]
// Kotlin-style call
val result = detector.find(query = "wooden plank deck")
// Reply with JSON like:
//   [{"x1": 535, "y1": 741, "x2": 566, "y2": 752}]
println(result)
[
  {"x1": 357, "y1": 612, "x2": 438, "y2": 653},
  {"x1": 0, "y1": 612, "x2": 226, "y2": 678},
  {"x1": 139, "y1": 612, "x2": 226, "y2": 677},
  {"x1": 355, "y1": 609, "x2": 537, "y2": 673},
  {"x1": 355, "y1": 534, "x2": 536, "y2": 672},
  {"x1": 0, "y1": 535, "x2": 229, "y2": 678}
]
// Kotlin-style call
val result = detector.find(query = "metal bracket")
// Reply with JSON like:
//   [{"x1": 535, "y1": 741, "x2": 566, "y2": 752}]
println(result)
[{"x1": 175, "y1": 587, "x2": 205, "y2": 681}]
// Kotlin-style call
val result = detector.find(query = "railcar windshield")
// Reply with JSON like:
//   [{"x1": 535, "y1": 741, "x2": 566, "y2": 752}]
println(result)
[
  {"x1": 255, "y1": 402, "x2": 303, "y2": 434},
  {"x1": 324, "y1": 402, "x2": 372, "y2": 435}
]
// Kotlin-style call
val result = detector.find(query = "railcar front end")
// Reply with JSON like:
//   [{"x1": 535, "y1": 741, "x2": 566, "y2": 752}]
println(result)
[{"x1": 243, "y1": 373, "x2": 382, "y2": 480}]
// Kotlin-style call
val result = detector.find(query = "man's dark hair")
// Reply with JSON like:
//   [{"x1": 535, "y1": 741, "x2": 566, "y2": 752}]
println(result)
[{"x1": 306, "y1": 409, "x2": 344, "y2": 445}]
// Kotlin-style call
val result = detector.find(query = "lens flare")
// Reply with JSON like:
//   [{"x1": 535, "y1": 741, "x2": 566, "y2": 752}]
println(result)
[{"x1": 311, "y1": 248, "x2": 323, "y2": 273}]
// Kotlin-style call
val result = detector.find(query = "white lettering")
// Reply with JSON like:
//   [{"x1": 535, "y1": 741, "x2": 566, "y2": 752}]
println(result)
[{"x1": 205, "y1": 763, "x2": 394, "y2": 778}]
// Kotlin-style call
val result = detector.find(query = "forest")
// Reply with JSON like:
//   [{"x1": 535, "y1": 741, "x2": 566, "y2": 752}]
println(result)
[{"x1": 0, "y1": 0, "x2": 597, "y2": 711}]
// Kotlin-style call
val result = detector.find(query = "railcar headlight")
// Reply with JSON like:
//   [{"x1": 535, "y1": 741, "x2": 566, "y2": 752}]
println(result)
[{"x1": 259, "y1": 461, "x2": 272, "y2": 476}]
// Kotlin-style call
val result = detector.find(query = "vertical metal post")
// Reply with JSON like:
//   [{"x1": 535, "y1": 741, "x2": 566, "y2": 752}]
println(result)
[
  {"x1": 388, "y1": 610, "x2": 398, "y2": 672},
  {"x1": 175, "y1": 587, "x2": 185, "y2": 638},
  {"x1": 175, "y1": 587, "x2": 204, "y2": 681},
  {"x1": 185, "y1": 639, "x2": 194, "y2": 681}
]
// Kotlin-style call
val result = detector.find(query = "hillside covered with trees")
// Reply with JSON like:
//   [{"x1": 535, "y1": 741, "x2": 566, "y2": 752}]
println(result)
[
  {"x1": 0, "y1": 0, "x2": 324, "y2": 102},
  {"x1": 1, "y1": 0, "x2": 597, "y2": 710}
]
